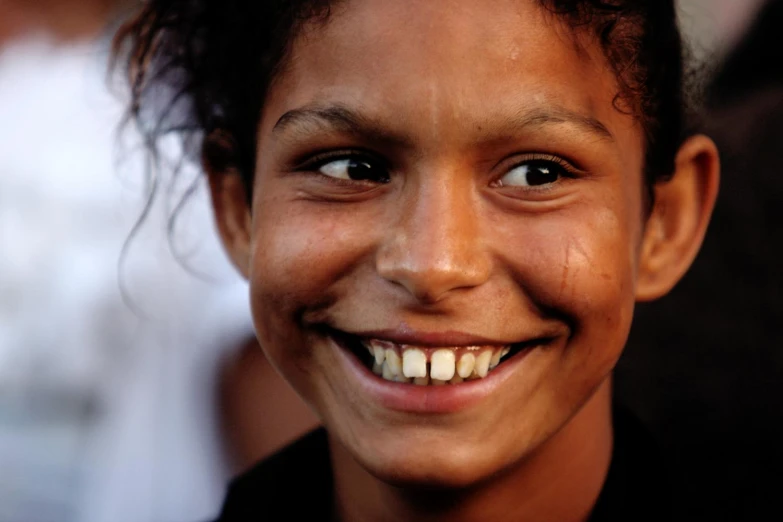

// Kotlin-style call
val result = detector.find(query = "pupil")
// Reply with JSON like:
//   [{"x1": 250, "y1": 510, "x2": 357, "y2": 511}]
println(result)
[
  {"x1": 526, "y1": 163, "x2": 558, "y2": 186},
  {"x1": 347, "y1": 160, "x2": 389, "y2": 183}
]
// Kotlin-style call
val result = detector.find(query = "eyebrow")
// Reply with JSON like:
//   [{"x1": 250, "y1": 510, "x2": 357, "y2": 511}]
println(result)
[
  {"x1": 272, "y1": 102, "x2": 615, "y2": 143},
  {"x1": 273, "y1": 104, "x2": 411, "y2": 147},
  {"x1": 513, "y1": 107, "x2": 615, "y2": 142}
]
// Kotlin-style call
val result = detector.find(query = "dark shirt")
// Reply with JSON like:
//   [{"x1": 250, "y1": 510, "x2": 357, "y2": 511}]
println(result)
[
  {"x1": 587, "y1": 407, "x2": 671, "y2": 521},
  {"x1": 217, "y1": 407, "x2": 670, "y2": 521}
]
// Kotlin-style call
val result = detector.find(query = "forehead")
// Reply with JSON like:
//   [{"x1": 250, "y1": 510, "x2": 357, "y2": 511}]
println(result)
[{"x1": 262, "y1": 0, "x2": 639, "y2": 151}]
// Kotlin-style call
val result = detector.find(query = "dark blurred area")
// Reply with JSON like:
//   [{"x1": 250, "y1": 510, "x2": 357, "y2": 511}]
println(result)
[{"x1": 619, "y1": 1, "x2": 783, "y2": 519}]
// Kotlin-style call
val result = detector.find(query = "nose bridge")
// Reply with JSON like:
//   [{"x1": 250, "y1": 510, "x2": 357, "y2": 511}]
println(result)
[{"x1": 376, "y1": 168, "x2": 491, "y2": 303}]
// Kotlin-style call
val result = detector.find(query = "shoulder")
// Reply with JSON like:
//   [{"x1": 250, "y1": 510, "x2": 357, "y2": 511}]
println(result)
[{"x1": 216, "y1": 428, "x2": 333, "y2": 521}]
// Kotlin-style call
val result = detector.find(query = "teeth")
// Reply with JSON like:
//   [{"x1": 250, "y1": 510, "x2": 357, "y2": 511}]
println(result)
[
  {"x1": 456, "y1": 353, "x2": 475, "y2": 378},
  {"x1": 373, "y1": 345, "x2": 386, "y2": 365},
  {"x1": 385, "y1": 349, "x2": 402, "y2": 376},
  {"x1": 402, "y1": 349, "x2": 427, "y2": 378},
  {"x1": 382, "y1": 361, "x2": 394, "y2": 380},
  {"x1": 430, "y1": 349, "x2": 456, "y2": 381},
  {"x1": 369, "y1": 341, "x2": 516, "y2": 385},
  {"x1": 473, "y1": 351, "x2": 492, "y2": 378},
  {"x1": 489, "y1": 350, "x2": 502, "y2": 370}
]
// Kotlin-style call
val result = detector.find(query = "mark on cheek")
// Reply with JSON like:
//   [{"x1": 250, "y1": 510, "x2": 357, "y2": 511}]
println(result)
[
  {"x1": 559, "y1": 245, "x2": 570, "y2": 298},
  {"x1": 558, "y1": 238, "x2": 588, "y2": 300}
]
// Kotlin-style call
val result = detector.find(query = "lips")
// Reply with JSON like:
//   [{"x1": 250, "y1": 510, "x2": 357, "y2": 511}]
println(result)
[{"x1": 326, "y1": 327, "x2": 551, "y2": 413}]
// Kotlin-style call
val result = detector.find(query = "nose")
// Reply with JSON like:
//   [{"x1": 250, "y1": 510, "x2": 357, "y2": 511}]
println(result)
[{"x1": 376, "y1": 174, "x2": 492, "y2": 304}]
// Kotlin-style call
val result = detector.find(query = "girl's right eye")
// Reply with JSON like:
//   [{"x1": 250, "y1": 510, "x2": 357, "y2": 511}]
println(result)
[{"x1": 314, "y1": 156, "x2": 391, "y2": 184}]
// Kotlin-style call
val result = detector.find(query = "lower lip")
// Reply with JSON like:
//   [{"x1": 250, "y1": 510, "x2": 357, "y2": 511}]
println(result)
[{"x1": 331, "y1": 336, "x2": 534, "y2": 414}]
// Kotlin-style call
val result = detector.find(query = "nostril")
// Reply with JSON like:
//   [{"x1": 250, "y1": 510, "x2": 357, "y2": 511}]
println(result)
[
  {"x1": 379, "y1": 263, "x2": 492, "y2": 305},
  {"x1": 376, "y1": 243, "x2": 492, "y2": 301}
]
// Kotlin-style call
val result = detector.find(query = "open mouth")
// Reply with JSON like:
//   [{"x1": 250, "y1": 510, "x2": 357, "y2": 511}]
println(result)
[{"x1": 330, "y1": 329, "x2": 546, "y2": 386}]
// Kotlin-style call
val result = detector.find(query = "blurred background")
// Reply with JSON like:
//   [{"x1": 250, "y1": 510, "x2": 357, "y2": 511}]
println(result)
[
  {"x1": 0, "y1": 1, "x2": 778, "y2": 521},
  {"x1": 0, "y1": 2, "x2": 317, "y2": 522}
]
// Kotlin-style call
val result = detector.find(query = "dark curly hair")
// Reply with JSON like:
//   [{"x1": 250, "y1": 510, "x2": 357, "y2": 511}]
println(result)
[{"x1": 114, "y1": 0, "x2": 691, "y2": 203}]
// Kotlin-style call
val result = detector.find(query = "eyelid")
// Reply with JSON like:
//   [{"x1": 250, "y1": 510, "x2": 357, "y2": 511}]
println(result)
[
  {"x1": 503, "y1": 153, "x2": 584, "y2": 177},
  {"x1": 292, "y1": 148, "x2": 387, "y2": 172}
]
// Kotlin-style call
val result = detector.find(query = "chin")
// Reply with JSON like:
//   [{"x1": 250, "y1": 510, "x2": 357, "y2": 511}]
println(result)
[
  {"x1": 369, "y1": 461, "x2": 498, "y2": 491},
  {"x1": 353, "y1": 434, "x2": 511, "y2": 490}
]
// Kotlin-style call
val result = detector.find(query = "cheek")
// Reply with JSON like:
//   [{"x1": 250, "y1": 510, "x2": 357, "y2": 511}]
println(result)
[
  {"x1": 563, "y1": 208, "x2": 637, "y2": 315},
  {"x1": 502, "y1": 203, "x2": 639, "y2": 355},
  {"x1": 497, "y1": 205, "x2": 641, "y2": 420},
  {"x1": 246, "y1": 199, "x2": 372, "y2": 343}
]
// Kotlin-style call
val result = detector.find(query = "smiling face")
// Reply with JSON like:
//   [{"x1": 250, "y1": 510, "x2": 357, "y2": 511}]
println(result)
[{"x1": 221, "y1": 0, "x2": 651, "y2": 487}]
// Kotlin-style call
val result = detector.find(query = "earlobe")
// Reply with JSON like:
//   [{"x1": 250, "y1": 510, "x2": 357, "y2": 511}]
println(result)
[
  {"x1": 203, "y1": 131, "x2": 253, "y2": 279},
  {"x1": 636, "y1": 134, "x2": 720, "y2": 301}
]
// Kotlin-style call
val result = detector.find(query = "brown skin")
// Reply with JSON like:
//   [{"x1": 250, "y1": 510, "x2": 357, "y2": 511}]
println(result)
[{"x1": 209, "y1": 0, "x2": 719, "y2": 520}]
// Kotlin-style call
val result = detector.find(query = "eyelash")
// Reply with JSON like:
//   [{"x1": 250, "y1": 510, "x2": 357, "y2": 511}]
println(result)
[
  {"x1": 510, "y1": 154, "x2": 580, "y2": 175},
  {"x1": 294, "y1": 150, "x2": 583, "y2": 187},
  {"x1": 294, "y1": 149, "x2": 389, "y2": 185},
  {"x1": 492, "y1": 153, "x2": 582, "y2": 188}
]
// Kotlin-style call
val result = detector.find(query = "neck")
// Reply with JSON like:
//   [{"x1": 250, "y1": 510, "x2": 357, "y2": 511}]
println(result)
[{"x1": 331, "y1": 379, "x2": 614, "y2": 522}]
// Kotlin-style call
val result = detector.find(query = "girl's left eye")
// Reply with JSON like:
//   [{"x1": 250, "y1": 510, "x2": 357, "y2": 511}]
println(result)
[
  {"x1": 316, "y1": 157, "x2": 390, "y2": 184},
  {"x1": 497, "y1": 160, "x2": 568, "y2": 188}
]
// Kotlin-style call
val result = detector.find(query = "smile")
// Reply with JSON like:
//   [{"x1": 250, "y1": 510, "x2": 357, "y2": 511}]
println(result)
[{"x1": 331, "y1": 328, "x2": 545, "y2": 387}]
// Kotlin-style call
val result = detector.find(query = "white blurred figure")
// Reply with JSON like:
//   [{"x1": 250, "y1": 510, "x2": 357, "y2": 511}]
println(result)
[{"x1": 0, "y1": 2, "x2": 254, "y2": 521}]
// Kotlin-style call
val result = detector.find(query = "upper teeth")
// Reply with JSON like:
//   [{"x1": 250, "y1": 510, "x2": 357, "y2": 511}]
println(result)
[
  {"x1": 364, "y1": 340, "x2": 513, "y2": 385},
  {"x1": 429, "y1": 349, "x2": 456, "y2": 380},
  {"x1": 456, "y1": 352, "x2": 475, "y2": 378},
  {"x1": 402, "y1": 349, "x2": 427, "y2": 378}
]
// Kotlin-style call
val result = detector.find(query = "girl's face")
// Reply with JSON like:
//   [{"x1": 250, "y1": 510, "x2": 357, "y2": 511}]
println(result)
[{"x1": 231, "y1": 0, "x2": 650, "y2": 485}]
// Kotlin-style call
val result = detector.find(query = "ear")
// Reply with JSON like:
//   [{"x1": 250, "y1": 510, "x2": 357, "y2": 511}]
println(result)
[
  {"x1": 636, "y1": 134, "x2": 720, "y2": 301},
  {"x1": 203, "y1": 131, "x2": 253, "y2": 279}
]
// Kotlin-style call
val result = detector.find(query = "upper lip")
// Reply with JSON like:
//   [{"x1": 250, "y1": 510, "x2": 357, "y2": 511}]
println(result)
[{"x1": 339, "y1": 328, "x2": 517, "y2": 347}]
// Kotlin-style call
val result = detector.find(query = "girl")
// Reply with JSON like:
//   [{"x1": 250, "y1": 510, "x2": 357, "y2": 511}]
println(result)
[{"x1": 115, "y1": 1, "x2": 720, "y2": 520}]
